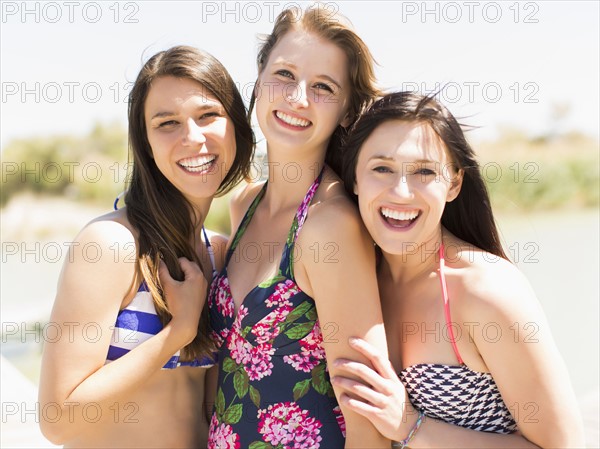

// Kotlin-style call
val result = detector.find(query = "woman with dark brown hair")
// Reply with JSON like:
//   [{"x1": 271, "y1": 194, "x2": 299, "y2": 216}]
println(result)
[
  {"x1": 334, "y1": 91, "x2": 584, "y2": 447},
  {"x1": 38, "y1": 45, "x2": 253, "y2": 448}
]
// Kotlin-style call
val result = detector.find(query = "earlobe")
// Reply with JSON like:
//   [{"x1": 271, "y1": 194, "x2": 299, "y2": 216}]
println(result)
[{"x1": 353, "y1": 181, "x2": 358, "y2": 195}]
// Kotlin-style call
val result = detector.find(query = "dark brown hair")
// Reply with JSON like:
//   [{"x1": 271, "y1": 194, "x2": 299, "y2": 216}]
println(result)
[
  {"x1": 250, "y1": 6, "x2": 380, "y2": 176},
  {"x1": 125, "y1": 46, "x2": 254, "y2": 359},
  {"x1": 342, "y1": 91, "x2": 508, "y2": 260}
]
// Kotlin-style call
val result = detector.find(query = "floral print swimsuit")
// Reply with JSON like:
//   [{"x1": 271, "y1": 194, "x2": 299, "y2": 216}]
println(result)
[{"x1": 208, "y1": 171, "x2": 345, "y2": 449}]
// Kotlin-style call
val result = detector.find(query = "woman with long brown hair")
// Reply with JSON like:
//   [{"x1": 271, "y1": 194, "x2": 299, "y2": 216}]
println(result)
[
  {"x1": 335, "y1": 91, "x2": 584, "y2": 447},
  {"x1": 38, "y1": 45, "x2": 254, "y2": 448}
]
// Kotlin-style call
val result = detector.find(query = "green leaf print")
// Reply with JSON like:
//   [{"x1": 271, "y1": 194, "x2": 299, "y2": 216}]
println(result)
[
  {"x1": 222, "y1": 403, "x2": 243, "y2": 424},
  {"x1": 222, "y1": 357, "x2": 237, "y2": 373},
  {"x1": 249, "y1": 385, "x2": 261, "y2": 408},
  {"x1": 249, "y1": 442, "x2": 274, "y2": 449},
  {"x1": 215, "y1": 388, "x2": 225, "y2": 417},
  {"x1": 284, "y1": 301, "x2": 313, "y2": 324},
  {"x1": 233, "y1": 370, "x2": 249, "y2": 398},
  {"x1": 304, "y1": 305, "x2": 318, "y2": 321},
  {"x1": 229, "y1": 188, "x2": 264, "y2": 252},
  {"x1": 311, "y1": 364, "x2": 329, "y2": 395},
  {"x1": 284, "y1": 321, "x2": 314, "y2": 340},
  {"x1": 258, "y1": 275, "x2": 286, "y2": 288},
  {"x1": 293, "y1": 378, "x2": 311, "y2": 401},
  {"x1": 241, "y1": 325, "x2": 252, "y2": 338}
]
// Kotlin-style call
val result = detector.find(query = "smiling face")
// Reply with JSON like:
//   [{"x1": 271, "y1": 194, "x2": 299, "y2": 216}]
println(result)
[
  {"x1": 144, "y1": 76, "x2": 236, "y2": 204},
  {"x1": 255, "y1": 28, "x2": 351, "y2": 156},
  {"x1": 354, "y1": 120, "x2": 463, "y2": 255}
]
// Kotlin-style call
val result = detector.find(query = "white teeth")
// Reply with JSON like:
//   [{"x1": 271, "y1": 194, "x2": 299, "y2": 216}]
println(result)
[
  {"x1": 381, "y1": 207, "x2": 419, "y2": 221},
  {"x1": 276, "y1": 111, "x2": 311, "y2": 127},
  {"x1": 178, "y1": 155, "x2": 216, "y2": 172}
]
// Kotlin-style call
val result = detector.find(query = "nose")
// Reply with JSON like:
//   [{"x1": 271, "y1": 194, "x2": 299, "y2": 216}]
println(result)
[
  {"x1": 285, "y1": 81, "x2": 309, "y2": 109},
  {"x1": 392, "y1": 175, "x2": 413, "y2": 198},
  {"x1": 182, "y1": 118, "x2": 206, "y2": 147}
]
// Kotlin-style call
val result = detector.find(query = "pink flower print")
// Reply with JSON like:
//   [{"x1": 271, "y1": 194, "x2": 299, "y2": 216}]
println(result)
[
  {"x1": 208, "y1": 414, "x2": 241, "y2": 449},
  {"x1": 282, "y1": 353, "x2": 318, "y2": 373},
  {"x1": 210, "y1": 275, "x2": 235, "y2": 318},
  {"x1": 227, "y1": 315, "x2": 275, "y2": 381},
  {"x1": 333, "y1": 406, "x2": 346, "y2": 438},
  {"x1": 246, "y1": 343, "x2": 275, "y2": 381},
  {"x1": 227, "y1": 326, "x2": 251, "y2": 366},
  {"x1": 210, "y1": 329, "x2": 225, "y2": 348},
  {"x1": 266, "y1": 279, "x2": 298, "y2": 308},
  {"x1": 232, "y1": 304, "x2": 248, "y2": 330},
  {"x1": 283, "y1": 322, "x2": 326, "y2": 373},
  {"x1": 300, "y1": 322, "x2": 326, "y2": 359},
  {"x1": 251, "y1": 305, "x2": 291, "y2": 344},
  {"x1": 257, "y1": 402, "x2": 322, "y2": 449}
]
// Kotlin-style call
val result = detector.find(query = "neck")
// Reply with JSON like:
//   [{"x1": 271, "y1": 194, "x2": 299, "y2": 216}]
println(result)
[
  {"x1": 382, "y1": 229, "x2": 444, "y2": 285},
  {"x1": 262, "y1": 145, "x2": 326, "y2": 212},
  {"x1": 188, "y1": 197, "x2": 213, "y2": 236}
]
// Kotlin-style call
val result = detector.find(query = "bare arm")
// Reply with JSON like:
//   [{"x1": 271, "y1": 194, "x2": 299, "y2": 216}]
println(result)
[
  {"x1": 455, "y1": 259, "x2": 585, "y2": 448},
  {"x1": 38, "y1": 219, "x2": 206, "y2": 444},
  {"x1": 333, "y1": 338, "x2": 540, "y2": 448},
  {"x1": 331, "y1": 257, "x2": 585, "y2": 448},
  {"x1": 298, "y1": 199, "x2": 389, "y2": 448}
]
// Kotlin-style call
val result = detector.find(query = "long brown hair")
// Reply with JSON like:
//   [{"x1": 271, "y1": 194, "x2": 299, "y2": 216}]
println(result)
[
  {"x1": 125, "y1": 46, "x2": 254, "y2": 359},
  {"x1": 342, "y1": 92, "x2": 508, "y2": 260},
  {"x1": 249, "y1": 6, "x2": 380, "y2": 176}
]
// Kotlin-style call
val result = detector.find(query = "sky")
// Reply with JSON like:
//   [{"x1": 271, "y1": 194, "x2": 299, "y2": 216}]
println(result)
[{"x1": 1, "y1": 0, "x2": 599, "y2": 149}]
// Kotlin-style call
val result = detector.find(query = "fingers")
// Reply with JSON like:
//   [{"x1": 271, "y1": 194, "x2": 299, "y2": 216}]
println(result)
[
  {"x1": 331, "y1": 375, "x2": 387, "y2": 408},
  {"x1": 177, "y1": 257, "x2": 204, "y2": 281},
  {"x1": 339, "y1": 392, "x2": 381, "y2": 417},
  {"x1": 334, "y1": 358, "x2": 395, "y2": 395},
  {"x1": 349, "y1": 337, "x2": 398, "y2": 380},
  {"x1": 158, "y1": 258, "x2": 204, "y2": 285}
]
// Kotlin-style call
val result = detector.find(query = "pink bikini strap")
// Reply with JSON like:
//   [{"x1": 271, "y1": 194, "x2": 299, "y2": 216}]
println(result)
[{"x1": 438, "y1": 243, "x2": 464, "y2": 365}]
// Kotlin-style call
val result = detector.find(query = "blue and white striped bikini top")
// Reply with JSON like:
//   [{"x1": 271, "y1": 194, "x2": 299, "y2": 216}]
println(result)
[{"x1": 107, "y1": 195, "x2": 216, "y2": 369}]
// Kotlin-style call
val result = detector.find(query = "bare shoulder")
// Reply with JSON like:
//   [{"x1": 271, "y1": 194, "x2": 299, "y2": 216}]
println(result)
[
  {"x1": 76, "y1": 207, "x2": 137, "y2": 256},
  {"x1": 444, "y1": 237, "x2": 541, "y2": 322},
  {"x1": 63, "y1": 207, "x2": 139, "y2": 293},
  {"x1": 230, "y1": 181, "x2": 264, "y2": 214},
  {"x1": 53, "y1": 207, "x2": 139, "y2": 319},
  {"x1": 302, "y1": 170, "x2": 365, "y2": 243},
  {"x1": 229, "y1": 181, "x2": 265, "y2": 231}
]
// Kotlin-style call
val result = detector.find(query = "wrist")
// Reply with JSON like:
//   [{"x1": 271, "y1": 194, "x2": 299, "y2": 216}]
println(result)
[
  {"x1": 163, "y1": 320, "x2": 195, "y2": 348},
  {"x1": 393, "y1": 408, "x2": 425, "y2": 449},
  {"x1": 394, "y1": 401, "x2": 417, "y2": 441}
]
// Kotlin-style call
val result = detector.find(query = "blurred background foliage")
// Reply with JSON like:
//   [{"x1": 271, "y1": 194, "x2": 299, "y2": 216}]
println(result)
[{"x1": 2, "y1": 121, "x2": 598, "y2": 236}]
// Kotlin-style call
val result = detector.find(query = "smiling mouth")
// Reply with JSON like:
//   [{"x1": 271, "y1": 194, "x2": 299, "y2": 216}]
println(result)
[
  {"x1": 177, "y1": 155, "x2": 217, "y2": 173},
  {"x1": 275, "y1": 111, "x2": 312, "y2": 128},
  {"x1": 380, "y1": 207, "x2": 420, "y2": 228}
]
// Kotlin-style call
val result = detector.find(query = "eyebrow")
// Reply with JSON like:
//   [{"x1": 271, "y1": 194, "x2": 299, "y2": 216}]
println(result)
[
  {"x1": 150, "y1": 102, "x2": 221, "y2": 120},
  {"x1": 368, "y1": 155, "x2": 437, "y2": 164},
  {"x1": 275, "y1": 61, "x2": 342, "y2": 89}
]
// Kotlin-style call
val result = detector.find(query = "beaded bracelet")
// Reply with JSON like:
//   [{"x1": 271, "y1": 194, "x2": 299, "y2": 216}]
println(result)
[{"x1": 392, "y1": 410, "x2": 425, "y2": 449}]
